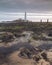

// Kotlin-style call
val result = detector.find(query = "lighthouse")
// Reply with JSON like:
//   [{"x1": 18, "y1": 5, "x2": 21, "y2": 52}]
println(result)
[{"x1": 24, "y1": 12, "x2": 27, "y2": 22}]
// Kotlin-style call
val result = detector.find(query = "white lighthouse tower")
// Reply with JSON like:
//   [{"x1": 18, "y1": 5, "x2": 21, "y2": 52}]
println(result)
[{"x1": 24, "y1": 12, "x2": 27, "y2": 22}]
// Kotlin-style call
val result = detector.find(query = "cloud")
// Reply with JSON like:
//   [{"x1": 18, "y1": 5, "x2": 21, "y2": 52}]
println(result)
[
  {"x1": 0, "y1": 0, "x2": 52, "y2": 12},
  {"x1": 0, "y1": 0, "x2": 52, "y2": 22}
]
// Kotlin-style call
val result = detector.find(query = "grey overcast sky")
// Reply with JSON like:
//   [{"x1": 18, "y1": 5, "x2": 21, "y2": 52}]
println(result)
[
  {"x1": 0, "y1": 0, "x2": 52, "y2": 22},
  {"x1": 0, "y1": 0, "x2": 52, "y2": 12}
]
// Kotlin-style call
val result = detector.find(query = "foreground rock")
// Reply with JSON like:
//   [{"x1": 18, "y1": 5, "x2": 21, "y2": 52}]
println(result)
[
  {"x1": 19, "y1": 47, "x2": 42, "y2": 59},
  {"x1": 47, "y1": 51, "x2": 52, "y2": 64},
  {"x1": 1, "y1": 32, "x2": 14, "y2": 42},
  {"x1": 19, "y1": 47, "x2": 52, "y2": 65},
  {"x1": 37, "y1": 59, "x2": 50, "y2": 65},
  {"x1": 0, "y1": 46, "x2": 52, "y2": 65}
]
